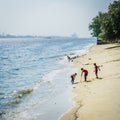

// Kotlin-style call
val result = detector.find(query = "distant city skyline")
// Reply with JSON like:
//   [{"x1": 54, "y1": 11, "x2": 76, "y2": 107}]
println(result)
[{"x1": 0, "y1": 0, "x2": 115, "y2": 37}]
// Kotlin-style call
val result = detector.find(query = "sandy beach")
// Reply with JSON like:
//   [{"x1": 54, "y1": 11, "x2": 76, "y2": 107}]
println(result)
[{"x1": 60, "y1": 44, "x2": 120, "y2": 120}]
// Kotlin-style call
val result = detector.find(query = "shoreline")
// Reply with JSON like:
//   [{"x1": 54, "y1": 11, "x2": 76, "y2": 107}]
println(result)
[{"x1": 60, "y1": 43, "x2": 120, "y2": 120}]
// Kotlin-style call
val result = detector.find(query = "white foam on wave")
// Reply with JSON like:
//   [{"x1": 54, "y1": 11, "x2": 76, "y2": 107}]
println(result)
[
  {"x1": 58, "y1": 43, "x2": 94, "y2": 66},
  {"x1": 43, "y1": 69, "x2": 63, "y2": 82},
  {"x1": 43, "y1": 67, "x2": 78, "y2": 83},
  {"x1": 58, "y1": 56, "x2": 73, "y2": 67},
  {"x1": 71, "y1": 43, "x2": 94, "y2": 57}
]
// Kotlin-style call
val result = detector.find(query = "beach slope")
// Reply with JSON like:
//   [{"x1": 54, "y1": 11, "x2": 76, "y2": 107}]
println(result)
[{"x1": 60, "y1": 44, "x2": 120, "y2": 120}]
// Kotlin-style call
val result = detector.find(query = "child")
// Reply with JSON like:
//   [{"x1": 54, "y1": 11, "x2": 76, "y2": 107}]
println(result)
[
  {"x1": 94, "y1": 63, "x2": 100, "y2": 78},
  {"x1": 81, "y1": 68, "x2": 88, "y2": 82},
  {"x1": 67, "y1": 56, "x2": 71, "y2": 62},
  {"x1": 70, "y1": 73, "x2": 77, "y2": 84}
]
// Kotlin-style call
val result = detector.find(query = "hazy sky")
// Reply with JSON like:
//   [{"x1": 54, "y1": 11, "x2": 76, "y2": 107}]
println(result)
[{"x1": 0, "y1": 0, "x2": 115, "y2": 37}]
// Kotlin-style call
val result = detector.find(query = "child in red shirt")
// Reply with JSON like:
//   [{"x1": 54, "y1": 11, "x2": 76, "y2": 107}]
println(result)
[
  {"x1": 81, "y1": 68, "x2": 88, "y2": 82},
  {"x1": 94, "y1": 63, "x2": 100, "y2": 78}
]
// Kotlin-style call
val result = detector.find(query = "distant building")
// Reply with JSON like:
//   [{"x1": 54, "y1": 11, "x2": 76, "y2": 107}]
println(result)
[{"x1": 71, "y1": 33, "x2": 78, "y2": 38}]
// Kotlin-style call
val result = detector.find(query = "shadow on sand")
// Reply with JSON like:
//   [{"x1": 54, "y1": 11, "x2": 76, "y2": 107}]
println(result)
[{"x1": 86, "y1": 80, "x2": 91, "y2": 82}]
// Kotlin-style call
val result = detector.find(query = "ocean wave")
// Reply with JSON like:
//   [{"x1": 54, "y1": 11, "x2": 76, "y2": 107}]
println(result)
[
  {"x1": 0, "y1": 57, "x2": 9, "y2": 60},
  {"x1": 8, "y1": 87, "x2": 34, "y2": 106},
  {"x1": 12, "y1": 68, "x2": 20, "y2": 71},
  {"x1": 43, "y1": 69, "x2": 62, "y2": 82},
  {"x1": 10, "y1": 79, "x2": 44, "y2": 103},
  {"x1": 8, "y1": 99, "x2": 21, "y2": 105},
  {"x1": 15, "y1": 87, "x2": 33, "y2": 98},
  {"x1": 39, "y1": 54, "x2": 66, "y2": 61}
]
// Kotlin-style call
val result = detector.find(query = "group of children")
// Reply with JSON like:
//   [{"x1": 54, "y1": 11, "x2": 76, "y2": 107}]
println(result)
[{"x1": 70, "y1": 63, "x2": 100, "y2": 84}]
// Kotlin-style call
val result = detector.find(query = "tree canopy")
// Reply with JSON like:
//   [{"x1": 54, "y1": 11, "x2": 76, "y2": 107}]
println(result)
[{"x1": 89, "y1": 0, "x2": 120, "y2": 42}]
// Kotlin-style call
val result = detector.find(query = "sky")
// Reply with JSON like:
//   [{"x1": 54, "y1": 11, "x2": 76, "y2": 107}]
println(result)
[{"x1": 0, "y1": 0, "x2": 115, "y2": 37}]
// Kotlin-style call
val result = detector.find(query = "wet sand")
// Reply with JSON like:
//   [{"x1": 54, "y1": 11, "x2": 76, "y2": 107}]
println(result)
[{"x1": 60, "y1": 44, "x2": 120, "y2": 120}]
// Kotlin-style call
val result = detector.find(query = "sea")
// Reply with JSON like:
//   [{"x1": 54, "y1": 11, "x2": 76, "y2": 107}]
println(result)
[{"x1": 0, "y1": 37, "x2": 96, "y2": 120}]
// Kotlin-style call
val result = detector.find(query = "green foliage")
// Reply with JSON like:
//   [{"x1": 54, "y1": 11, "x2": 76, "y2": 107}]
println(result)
[
  {"x1": 89, "y1": 0, "x2": 120, "y2": 43},
  {"x1": 89, "y1": 14, "x2": 101, "y2": 37}
]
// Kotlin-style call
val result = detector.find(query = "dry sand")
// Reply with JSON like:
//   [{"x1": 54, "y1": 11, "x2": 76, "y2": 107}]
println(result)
[{"x1": 60, "y1": 44, "x2": 120, "y2": 120}]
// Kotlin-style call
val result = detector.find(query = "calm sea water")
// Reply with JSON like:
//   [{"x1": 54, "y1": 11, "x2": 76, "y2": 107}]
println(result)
[{"x1": 0, "y1": 37, "x2": 96, "y2": 120}]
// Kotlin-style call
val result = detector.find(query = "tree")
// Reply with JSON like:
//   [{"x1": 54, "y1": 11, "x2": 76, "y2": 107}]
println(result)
[
  {"x1": 89, "y1": 0, "x2": 120, "y2": 42},
  {"x1": 108, "y1": 0, "x2": 120, "y2": 39},
  {"x1": 89, "y1": 13, "x2": 101, "y2": 39}
]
